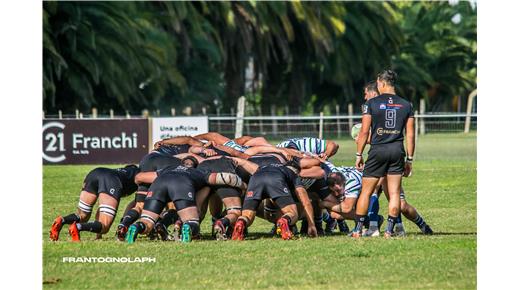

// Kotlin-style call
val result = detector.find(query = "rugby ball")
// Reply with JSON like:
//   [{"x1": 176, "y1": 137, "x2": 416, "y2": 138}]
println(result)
[{"x1": 351, "y1": 123, "x2": 362, "y2": 140}]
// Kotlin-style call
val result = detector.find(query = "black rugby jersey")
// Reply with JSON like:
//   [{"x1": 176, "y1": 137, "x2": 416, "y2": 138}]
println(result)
[
  {"x1": 157, "y1": 165, "x2": 211, "y2": 189},
  {"x1": 362, "y1": 94, "x2": 414, "y2": 145},
  {"x1": 114, "y1": 165, "x2": 140, "y2": 196}
]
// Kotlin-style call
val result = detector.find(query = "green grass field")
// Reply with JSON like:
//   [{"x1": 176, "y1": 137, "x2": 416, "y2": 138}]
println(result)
[{"x1": 43, "y1": 133, "x2": 476, "y2": 289}]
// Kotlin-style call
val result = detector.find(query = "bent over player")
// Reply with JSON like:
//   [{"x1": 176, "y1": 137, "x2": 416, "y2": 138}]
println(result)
[
  {"x1": 49, "y1": 165, "x2": 140, "y2": 241},
  {"x1": 125, "y1": 162, "x2": 246, "y2": 243}
]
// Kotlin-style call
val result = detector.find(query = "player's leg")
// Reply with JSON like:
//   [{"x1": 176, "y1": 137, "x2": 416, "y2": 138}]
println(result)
[
  {"x1": 384, "y1": 174, "x2": 403, "y2": 237},
  {"x1": 232, "y1": 172, "x2": 266, "y2": 240},
  {"x1": 214, "y1": 193, "x2": 242, "y2": 240},
  {"x1": 400, "y1": 191, "x2": 433, "y2": 235},
  {"x1": 50, "y1": 190, "x2": 97, "y2": 241},
  {"x1": 352, "y1": 177, "x2": 379, "y2": 237},
  {"x1": 273, "y1": 196, "x2": 298, "y2": 240},
  {"x1": 71, "y1": 193, "x2": 119, "y2": 241}
]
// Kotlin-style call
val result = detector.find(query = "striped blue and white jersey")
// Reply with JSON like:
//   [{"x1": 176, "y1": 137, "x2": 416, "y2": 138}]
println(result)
[
  {"x1": 276, "y1": 137, "x2": 327, "y2": 154},
  {"x1": 223, "y1": 140, "x2": 249, "y2": 153},
  {"x1": 323, "y1": 161, "x2": 362, "y2": 198}
]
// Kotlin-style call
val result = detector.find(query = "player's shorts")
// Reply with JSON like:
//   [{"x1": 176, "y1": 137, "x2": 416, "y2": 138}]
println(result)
[
  {"x1": 363, "y1": 142, "x2": 405, "y2": 178},
  {"x1": 223, "y1": 140, "x2": 248, "y2": 153},
  {"x1": 145, "y1": 173, "x2": 197, "y2": 211},
  {"x1": 243, "y1": 167, "x2": 296, "y2": 210},
  {"x1": 137, "y1": 152, "x2": 181, "y2": 195},
  {"x1": 82, "y1": 168, "x2": 124, "y2": 200}
]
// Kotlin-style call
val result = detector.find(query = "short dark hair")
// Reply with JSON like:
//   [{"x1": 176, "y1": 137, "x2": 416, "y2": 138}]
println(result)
[
  {"x1": 377, "y1": 69, "x2": 398, "y2": 87},
  {"x1": 364, "y1": 80, "x2": 378, "y2": 94},
  {"x1": 327, "y1": 172, "x2": 345, "y2": 187},
  {"x1": 181, "y1": 156, "x2": 199, "y2": 168}
]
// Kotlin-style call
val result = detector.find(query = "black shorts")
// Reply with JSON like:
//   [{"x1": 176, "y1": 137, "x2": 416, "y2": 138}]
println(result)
[
  {"x1": 211, "y1": 186, "x2": 241, "y2": 199},
  {"x1": 145, "y1": 173, "x2": 197, "y2": 211},
  {"x1": 363, "y1": 142, "x2": 405, "y2": 178},
  {"x1": 243, "y1": 169, "x2": 296, "y2": 210},
  {"x1": 137, "y1": 152, "x2": 181, "y2": 192},
  {"x1": 82, "y1": 168, "x2": 123, "y2": 200}
]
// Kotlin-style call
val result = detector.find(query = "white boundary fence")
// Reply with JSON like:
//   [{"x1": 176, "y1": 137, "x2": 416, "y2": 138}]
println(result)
[{"x1": 208, "y1": 113, "x2": 477, "y2": 139}]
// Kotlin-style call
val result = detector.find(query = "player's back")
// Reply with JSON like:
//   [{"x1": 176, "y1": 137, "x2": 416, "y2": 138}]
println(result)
[{"x1": 364, "y1": 94, "x2": 413, "y2": 145}]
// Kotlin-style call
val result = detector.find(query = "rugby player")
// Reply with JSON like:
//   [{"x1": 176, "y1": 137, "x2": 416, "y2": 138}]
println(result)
[
  {"x1": 277, "y1": 137, "x2": 339, "y2": 159},
  {"x1": 353, "y1": 69, "x2": 415, "y2": 238},
  {"x1": 360, "y1": 81, "x2": 433, "y2": 237},
  {"x1": 231, "y1": 158, "x2": 319, "y2": 240},
  {"x1": 49, "y1": 165, "x2": 140, "y2": 241},
  {"x1": 196, "y1": 156, "x2": 259, "y2": 240},
  {"x1": 125, "y1": 158, "x2": 247, "y2": 243},
  {"x1": 115, "y1": 143, "x2": 215, "y2": 241}
]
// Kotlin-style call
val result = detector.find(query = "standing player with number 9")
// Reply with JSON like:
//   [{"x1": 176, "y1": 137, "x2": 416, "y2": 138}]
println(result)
[{"x1": 353, "y1": 69, "x2": 415, "y2": 238}]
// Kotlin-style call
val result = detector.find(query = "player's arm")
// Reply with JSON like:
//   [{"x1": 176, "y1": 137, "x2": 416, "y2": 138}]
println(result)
[
  {"x1": 134, "y1": 172, "x2": 158, "y2": 184},
  {"x1": 356, "y1": 114, "x2": 371, "y2": 171},
  {"x1": 243, "y1": 145, "x2": 289, "y2": 158},
  {"x1": 212, "y1": 144, "x2": 250, "y2": 159},
  {"x1": 404, "y1": 116, "x2": 415, "y2": 177},
  {"x1": 299, "y1": 167, "x2": 325, "y2": 179},
  {"x1": 295, "y1": 186, "x2": 317, "y2": 237},
  {"x1": 229, "y1": 157, "x2": 259, "y2": 174},
  {"x1": 322, "y1": 140, "x2": 339, "y2": 158},
  {"x1": 155, "y1": 136, "x2": 203, "y2": 149},
  {"x1": 299, "y1": 156, "x2": 321, "y2": 169},
  {"x1": 193, "y1": 132, "x2": 229, "y2": 145},
  {"x1": 206, "y1": 172, "x2": 247, "y2": 191}
]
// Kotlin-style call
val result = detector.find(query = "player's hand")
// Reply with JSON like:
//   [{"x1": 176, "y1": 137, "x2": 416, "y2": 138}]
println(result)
[
  {"x1": 307, "y1": 225, "x2": 318, "y2": 238},
  {"x1": 203, "y1": 148, "x2": 217, "y2": 157},
  {"x1": 355, "y1": 156, "x2": 364, "y2": 171},
  {"x1": 404, "y1": 161, "x2": 413, "y2": 177},
  {"x1": 318, "y1": 153, "x2": 328, "y2": 160}
]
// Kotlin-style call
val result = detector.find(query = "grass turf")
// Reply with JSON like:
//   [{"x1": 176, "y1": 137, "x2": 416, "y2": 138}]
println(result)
[{"x1": 43, "y1": 133, "x2": 476, "y2": 289}]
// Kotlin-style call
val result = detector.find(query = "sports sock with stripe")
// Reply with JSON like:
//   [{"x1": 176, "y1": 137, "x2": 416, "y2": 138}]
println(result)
[
  {"x1": 62, "y1": 213, "x2": 80, "y2": 224},
  {"x1": 77, "y1": 221, "x2": 103, "y2": 233}
]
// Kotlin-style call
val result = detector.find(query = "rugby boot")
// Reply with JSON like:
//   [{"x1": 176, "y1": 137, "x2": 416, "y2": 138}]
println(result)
[
  {"x1": 68, "y1": 222, "x2": 80, "y2": 242},
  {"x1": 213, "y1": 219, "x2": 227, "y2": 241},
  {"x1": 231, "y1": 219, "x2": 246, "y2": 241},
  {"x1": 181, "y1": 223, "x2": 192, "y2": 243},
  {"x1": 50, "y1": 216, "x2": 63, "y2": 241},
  {"x1": 394, "y1": 223, "x2": 406, "y2": 237},
  {"x1": 116, "y1": 224, "x2": 128, "y2": 242},
  {"x1": 337, "y1": 220, "x2": 349, "y2": 233},
  {"x1": 276, "y1": 217, "x2": 293, "y2": 240},
  {"x1": 421, "y1": 224, "x2": 434, "y2": 235},
  {"x1": 324, "y1": 218, "x2": 337, "y2": 235},
  {"x1": 125, "y1": 224, "x2": 139, "y2": 244}
]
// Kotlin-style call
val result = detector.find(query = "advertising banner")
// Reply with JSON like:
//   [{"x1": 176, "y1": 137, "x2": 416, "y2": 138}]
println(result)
[
  {"x1": 151, "y1": 117, "x2": 208, "y2": 143},
  {"x1": 42, "y1": 119, "x2": 149, "y2": 164}
]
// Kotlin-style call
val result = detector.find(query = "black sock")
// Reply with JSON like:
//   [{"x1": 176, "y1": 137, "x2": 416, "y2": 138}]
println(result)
[
  {"x1": 313, "y1": 217, "x2": 323, "y2": 230},
  {"x1": 120, "y1": 209, "x2": 140, "y2": 227},
  {"x1": 77, "y1": 221, "x2": 103, "y2": 233},
  {"x1": 220, "y1": 217, "x2": 231, "y2": 228},
  {"x1": 62, "y1": 213, "x2": 80, "y2": 224},
  {"x1": 386, "y1": 215, "x2": 398, "y2": 233},
  {"x1": 413, "y1": 213, "x2": 426, "y2": 228},
  {"x1": 354, "y1": 215, "x2": 366, "y2": 232},
  {"x1": 135, "y1": 221, "x2": 147, "y2": 234},
  {"x1": 161, "y1": 209, "x2": 179, "y2": 228}
]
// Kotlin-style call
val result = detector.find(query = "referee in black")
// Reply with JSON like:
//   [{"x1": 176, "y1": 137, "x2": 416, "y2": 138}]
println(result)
[{"x1": 353, "y1": 69, "x2": 415, "y2": 238}]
